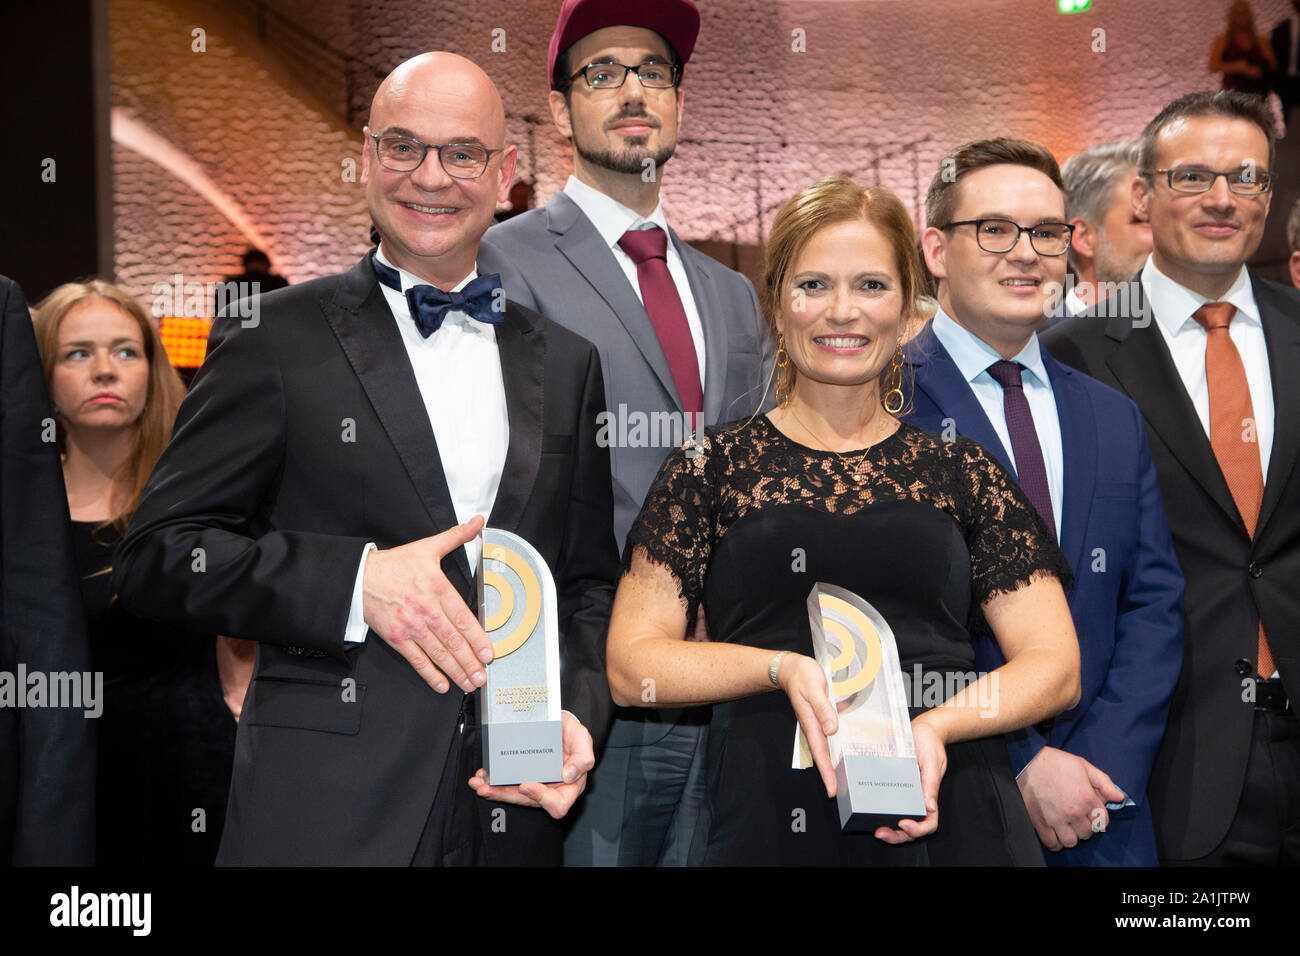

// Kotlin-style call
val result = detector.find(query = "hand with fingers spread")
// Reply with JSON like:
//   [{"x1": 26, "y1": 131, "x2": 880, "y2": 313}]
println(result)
[
  {"x1": 361, "y1": 514, "x2": 495, "y2": 694},
  {"x1": 775, "y1": 653, "x2": 840, "y2": 799},
  {"x1": 1017, "y1": 746, "x2": 1125, "y2": 851},
  {"x1": 874, "y1": 713, "x2": 945, "y2": 844},
  {"x1": 467, "y1": 711, "x2": 595, "y2": 819}
]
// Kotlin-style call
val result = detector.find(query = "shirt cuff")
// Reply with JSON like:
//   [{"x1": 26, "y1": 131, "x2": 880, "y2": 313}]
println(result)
[{"x1": 344, "y1": 542, "x2": 378, "y2": 644}]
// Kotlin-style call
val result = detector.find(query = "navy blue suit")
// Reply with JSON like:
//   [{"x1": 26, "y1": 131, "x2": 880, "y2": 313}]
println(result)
[{"x1": 902, "y1": 322, "x2": 1185, "y2": 866}]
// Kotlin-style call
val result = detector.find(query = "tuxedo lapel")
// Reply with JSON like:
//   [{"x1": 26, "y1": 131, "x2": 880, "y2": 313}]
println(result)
[
  {"x1": 487, "y1": 302, "x2": 543, "y2": 534},
  {"x1": 1100, "y1": 287, "x2": 1244, "y2": 534},
  {"x1": 1044, "y1": 352, "x2": 1096, "y2": 571},
  {"x1": 908, "y1": 324, "x2": 1015, "y2": 475},
  {"x1": 672, "y1": 230, "x2": 727, "y2": 425},
  {"x1": 320, "y1": 252, "x2": 472, "y2": 588},
  {"x1": 1255, "y1": 276, "x2": 1300, "y2": 532},
  {"x1": 546, "y1": 192, "x2": 682, "y2": 411}
]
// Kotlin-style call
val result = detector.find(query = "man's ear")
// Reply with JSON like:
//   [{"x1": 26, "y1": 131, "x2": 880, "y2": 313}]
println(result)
[
  {"x1": 1070, "y1": 217, "x2": 1096, "y2": 260},
  {"x1": 920, "y1": 226, "x2": 947, "y2": 280},
  {"x1": 676, "y1": 88, "x2": 685, "y2": 131},
  {"x1": 1131, "y1": 175, "x2": 1150, "y2": 222},
  {"x1": 549, "y1": 90, "x2": 573, "y2": 139},
  {"x1": 361, "y1": 126, "x2": 371, "y2": 184},
  {"x1": 1289, "y1": 250, "x2": 1300, "y2": 290},
  {"x1": 497, "y1": 145, "x2": 519, "y2": 204}
]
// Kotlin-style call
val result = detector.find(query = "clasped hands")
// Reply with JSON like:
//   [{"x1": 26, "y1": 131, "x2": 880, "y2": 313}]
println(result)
[
  {"x1": 777, "y1": 652, "x2": 945, "y2": 844},
  {"x1": 361, "y1": 514, "x2": 592, "y2": 819}
]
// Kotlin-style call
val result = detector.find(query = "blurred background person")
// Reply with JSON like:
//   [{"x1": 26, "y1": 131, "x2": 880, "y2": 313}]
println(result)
[
  {"x1": 34, "y1": 280, "x2": 248, "y2": 867},
  {"x1": 1058, "y1": 140, "x2": 1153, "y2": 318},
  {"x1": 606, "y1": 177, "x2": 1080, "y2": 866},
  {"x1": 222, "y1": 247, "x2": 289, "y2": 296},
  {"x1": 1271, "y1": 0, "x2": 1300, "y2": 129},
  {"x1": 0, "y1": 275, "x2": 95, "y2": 865},
  {"x1": 1211, "y1": 1, "x2": 1276, "y2": 96}
]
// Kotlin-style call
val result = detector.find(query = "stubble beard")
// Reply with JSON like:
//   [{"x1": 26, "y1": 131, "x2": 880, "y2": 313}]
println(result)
[{"x1": 574, "y1": 128, "x2": 676, "y2": 176}]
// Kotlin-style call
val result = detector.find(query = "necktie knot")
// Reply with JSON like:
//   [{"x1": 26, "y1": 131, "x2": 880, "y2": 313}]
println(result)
[
  {"x1": 1194, "y1": 302, "x2": 1237, "y2": 333},
  {"x1": 618, "y1": 225, "x2": 668, "y2": 265},
  {"x1": 987, "y1": 359, "x2": 1026, "y2": 391}
]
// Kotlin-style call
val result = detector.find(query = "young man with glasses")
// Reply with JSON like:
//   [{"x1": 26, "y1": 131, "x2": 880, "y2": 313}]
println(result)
[
  {"x1": 113, "y1": 52, "x2": 621, "y2": 865},
  {"x1": 902, "y1": 137, "x2": 1185, "y2": 866},
  {"x1": 1044, "y1": 91, "x2": 1300, "y2": 866},
  {"x1": 480, "y1": 0, "x2": 769, "y2": 867}
]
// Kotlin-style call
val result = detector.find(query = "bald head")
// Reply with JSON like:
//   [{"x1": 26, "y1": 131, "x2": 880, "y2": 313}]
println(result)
[
  {"x1": 369, "y1": 53, "x2": 506, "y2": 145},
  {"x1": 362, "y1": 51, "x2": 517, "y2": 289}
]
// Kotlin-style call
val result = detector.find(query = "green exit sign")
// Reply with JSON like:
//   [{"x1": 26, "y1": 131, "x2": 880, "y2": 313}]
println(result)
[{"x1": 1058, "y1": 0, "x2": 1091, "y2": 11}]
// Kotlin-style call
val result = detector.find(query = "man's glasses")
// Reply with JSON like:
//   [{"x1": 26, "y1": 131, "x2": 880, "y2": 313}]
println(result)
[
  {"x1": 370, "y1": 133, "x2": 502, "y2": 179},
  {"x1": 941, "y1": 219, "x2": 1074, "y2": 256},
  {"x1": 567, "y1": 60, "x2": 679, "y2": 90},
  {"x1": 1148, "y1": 166, "x2": 1273, "y2": 196}
]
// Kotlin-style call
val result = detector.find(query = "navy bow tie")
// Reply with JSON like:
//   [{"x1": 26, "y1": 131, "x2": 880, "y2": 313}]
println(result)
[{"x1": 371, "y1": 255, "x2": 505, "y2": 337}]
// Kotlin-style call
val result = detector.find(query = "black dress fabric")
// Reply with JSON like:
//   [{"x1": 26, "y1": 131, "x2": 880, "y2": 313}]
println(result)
[
  {"x1": 71, "y1": 520, "x2": 237, "y2": 866},
  {"x1": 623, "y1": 417, "x2": 1074, "y2": 866}
]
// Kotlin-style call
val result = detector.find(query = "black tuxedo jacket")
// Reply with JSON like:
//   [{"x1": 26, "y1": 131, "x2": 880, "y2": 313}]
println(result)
[
  {"x1": 112, "y1": 253, "x2": 620, "y2": 865},
  {"x1": 0, "y1": 276, "x2": 95, "y2": 864},
  {"x1": 1041, "y1": 272, "x2": 1300, "y2": 860}
]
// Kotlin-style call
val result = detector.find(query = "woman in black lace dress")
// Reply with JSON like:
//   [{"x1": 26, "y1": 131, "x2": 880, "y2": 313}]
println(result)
[{"x1": 607, "y1": 178, "x2": 1081, "y2": 865}]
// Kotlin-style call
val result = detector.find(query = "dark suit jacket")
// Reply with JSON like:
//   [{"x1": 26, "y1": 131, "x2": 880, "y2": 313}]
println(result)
[
  {"x1": 903, "y1": 322, "x2": 1185, "y2": 866},
  {"x1": 1042, "y1": 272, "x2": 1300, "y2": 860},
  {"x1": 112, "y1": 253, "x2": 620, "y2": 865},
  {"x1": 0, "y1": 275, "x2": 95, "y2": 865}
]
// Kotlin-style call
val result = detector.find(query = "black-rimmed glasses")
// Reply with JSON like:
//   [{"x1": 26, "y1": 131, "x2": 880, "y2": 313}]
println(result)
[
  {"x1": 1148, "y1": 166, "x2": 1273, "y2": 196},
  {"x1": 567, "y1": 61, "x2": 679, "y2": 90},
  {"x1": 941, "y1": 218, "x2": 1074, "y2": 256},
  {"x1": 370, "y1": 133, "x2": 502, "y2": 179}
]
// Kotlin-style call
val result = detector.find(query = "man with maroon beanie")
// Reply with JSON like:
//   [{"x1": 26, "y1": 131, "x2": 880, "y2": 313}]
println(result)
[{"x1": 481, "y1": 0, "x2": 769, "y2": 866}]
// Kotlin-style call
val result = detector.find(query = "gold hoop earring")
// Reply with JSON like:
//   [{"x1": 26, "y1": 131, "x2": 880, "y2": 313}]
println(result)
[
  {"x1": 882, "y1": 342, "x2": 905, "y2": 415},
  {"x1": 775, "y1": 333, "x2": 792, "y2": 408}
]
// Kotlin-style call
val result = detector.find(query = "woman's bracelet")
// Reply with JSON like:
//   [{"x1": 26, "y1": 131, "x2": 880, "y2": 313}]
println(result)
[{"x1": 768, "y1": 650, "x2": 791, "y2": 688}]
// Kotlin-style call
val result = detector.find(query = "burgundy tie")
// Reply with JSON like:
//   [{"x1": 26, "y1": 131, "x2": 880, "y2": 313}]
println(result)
[
  {"x1": 987, "y1": 360, "x2": 1057, "y2": 542},
  {"x1": 618, "y1": 226, "x2": 703, "y2": 415}
]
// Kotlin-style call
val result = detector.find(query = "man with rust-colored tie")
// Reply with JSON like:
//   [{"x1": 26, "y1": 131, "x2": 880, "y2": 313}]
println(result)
[
  {"x1": 479, "y1": 0, "x2": 769, "y2": 866},
  {"x1": 1045, "y1": 90, "x2": 1300, "y2": 865},
  {"x1": 903, "y1": 137, "x2": 1185, "y2": 866}
]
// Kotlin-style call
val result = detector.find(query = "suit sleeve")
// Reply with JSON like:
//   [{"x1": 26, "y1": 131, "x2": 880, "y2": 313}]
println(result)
[
  {"x1": 0, "y1": 277, "x2": 96, "y2": 864},
  {"x1": 1060, "y1": 404, "x2": 1185, "y2": 802},
  {"x1": 553, "y1": 344, "x2": 620, "y2": 754},
  {"x1": 111, "y1": 313, "x2": 369, "y2": 662}
]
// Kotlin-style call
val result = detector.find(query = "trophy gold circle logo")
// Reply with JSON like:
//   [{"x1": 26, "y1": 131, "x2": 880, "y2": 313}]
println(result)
[
  {"x1": 482, "y1": 542, "x2": 542, "y2": 659},
  {"x1": 818, "y1": 593, "x2": 883, "y2": 701}
]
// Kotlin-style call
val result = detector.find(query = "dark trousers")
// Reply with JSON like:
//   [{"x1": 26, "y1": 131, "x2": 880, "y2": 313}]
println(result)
[{"x1": 1164, "y1": 708, "x2": 1300, "y2": 866}]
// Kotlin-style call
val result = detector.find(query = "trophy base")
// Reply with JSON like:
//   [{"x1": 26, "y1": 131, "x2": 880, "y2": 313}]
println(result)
[
  {"x1": 836, "y1": 755, "x2": 928, "y2": 833},
  {"x1": 481, "y1": 718, "x2": 563, "y2": 786}
]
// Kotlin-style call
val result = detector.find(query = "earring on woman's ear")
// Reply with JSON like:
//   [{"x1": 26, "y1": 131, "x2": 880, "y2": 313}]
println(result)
[
  {"x1": 775, "y1": 333, "x2": 792, "y2": 408},
  {"x1": 882, "y1": 342, "x2": 905, "y2": 415}
]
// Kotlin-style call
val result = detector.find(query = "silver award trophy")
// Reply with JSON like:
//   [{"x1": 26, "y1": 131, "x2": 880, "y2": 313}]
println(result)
[
  {"x1": 801, "y1": 582, "x2": 926, "y2": 831},
  {"x1": 476, "y1": 528, "x2": 563, "y2": 785}
]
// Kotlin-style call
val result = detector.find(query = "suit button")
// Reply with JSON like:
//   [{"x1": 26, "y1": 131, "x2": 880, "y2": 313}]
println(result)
[
  {"x1": 1248, "y1": 562, "x2": 1262, "y2": 578},
  {"x1": 1235, "y1": 658, "x2": 1253, "y2": 676}
]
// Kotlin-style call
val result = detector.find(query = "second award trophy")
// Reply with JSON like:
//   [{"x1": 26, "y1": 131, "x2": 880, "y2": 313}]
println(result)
[{"x1": 475, "y1": 527, "x2": 563, "y2": 785}]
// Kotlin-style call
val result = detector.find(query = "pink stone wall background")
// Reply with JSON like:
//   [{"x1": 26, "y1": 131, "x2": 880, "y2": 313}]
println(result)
[{"x1": 110, "y1": 0, "x2": 1294, "y2": 299}]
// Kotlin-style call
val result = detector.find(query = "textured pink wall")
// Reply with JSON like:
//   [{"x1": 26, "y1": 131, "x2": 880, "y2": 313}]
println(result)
[{"x1": 111, "y1": 0, "x2": 1293, "y2": 297}]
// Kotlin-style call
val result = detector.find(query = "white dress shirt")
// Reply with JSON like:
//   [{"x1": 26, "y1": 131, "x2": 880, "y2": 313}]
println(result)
[
  {"x1": 1142, "y1": 257, "x2": 1274, "y2": 479},
  {"x1": 931, "y1": 307, "x2": 1065, "y2": 534},
  {"x1": 562, "y1": 174, "x2": 706, "y2": 389},
  {"x1": 343, "y1": 245, "x2": 510, "y2": 643}
]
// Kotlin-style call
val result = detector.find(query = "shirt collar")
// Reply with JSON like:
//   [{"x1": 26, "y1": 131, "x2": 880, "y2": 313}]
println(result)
[
  {"x1": 1141, "y1": 255, "x2": 1259, "y2": 336},
  {"x1": 931, "y1": 306, "x2": 1051, "y2": 389},
  {"x1": 374, "y1": 244, "x2": 478, "y2": 294},
  {"x1": 563, "y1": 174, "x2": 670, "y2": 250}
]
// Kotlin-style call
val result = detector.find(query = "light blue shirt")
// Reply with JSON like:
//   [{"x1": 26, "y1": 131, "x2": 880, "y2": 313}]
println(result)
[{"x1": 930, "y1": 308, "x2": 1064, "y2": 535}]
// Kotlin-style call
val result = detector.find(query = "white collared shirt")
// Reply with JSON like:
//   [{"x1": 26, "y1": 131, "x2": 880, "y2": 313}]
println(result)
[
  {"x1": 343, "y1": 245, "x2": 510, "y2": 643},
  {"x1": 931, "y1": 308, "x2": 1065, "y2": 534},
  {"x1": 562, "y1": 174, "x2": 706, "y2": 389},
  {"x1": 1142, "y1": 257, "x2": 1274, "y2": 479}
]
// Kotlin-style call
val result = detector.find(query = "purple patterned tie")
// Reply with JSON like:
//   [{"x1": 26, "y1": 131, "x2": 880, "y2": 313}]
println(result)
[{"x1": 987, "y1": 360, "x2": 1057, "y2": 542}]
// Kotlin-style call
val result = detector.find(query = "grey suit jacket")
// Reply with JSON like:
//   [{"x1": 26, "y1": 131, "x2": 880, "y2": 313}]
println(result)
[{"x1": 480, "y1": 190, "x2": 771, "y2": 552}]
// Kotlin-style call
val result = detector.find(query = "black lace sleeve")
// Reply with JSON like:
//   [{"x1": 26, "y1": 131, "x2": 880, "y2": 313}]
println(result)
[
  {"x1": 958, "y1": 438, "x2": 1074, "y2": 612},
  {"x1": 620, "y1": 436, "x2": 715, "y2": 622}
]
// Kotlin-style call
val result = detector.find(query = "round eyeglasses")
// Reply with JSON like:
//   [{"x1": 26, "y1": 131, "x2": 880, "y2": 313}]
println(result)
[
  {"x1": 370, "y1": 133, "x2": 502, "y2": 179},
  {"x1": 941, "y1": 218, "x2": 1074, "y2": 256}
]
